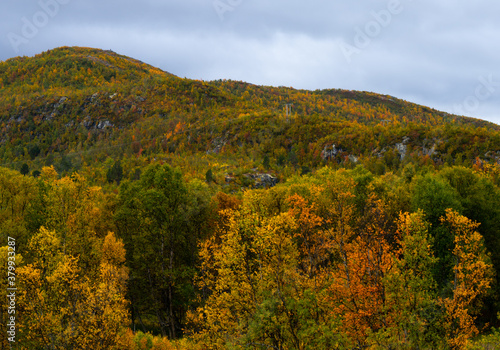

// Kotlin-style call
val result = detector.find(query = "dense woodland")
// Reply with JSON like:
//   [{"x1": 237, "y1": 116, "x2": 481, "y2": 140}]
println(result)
[{"x1": 2, "y1": 47, "x2": 500, "y2": 349}]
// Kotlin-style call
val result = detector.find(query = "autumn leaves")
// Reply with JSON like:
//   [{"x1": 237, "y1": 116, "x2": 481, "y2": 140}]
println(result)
[
  {"x1": 0, "y1": 163, "x2": 495, "y2": 349},
  {"x1": 193, "y1": 169, "x2": 493, "y2": 349},
  {"x1": 1, "y1": 167, "x2": 129, "y2": 349}
]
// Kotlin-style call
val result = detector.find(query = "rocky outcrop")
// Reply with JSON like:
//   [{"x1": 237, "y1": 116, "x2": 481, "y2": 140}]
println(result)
[
  {"x1": 207, "y1": 137, "x2": 227, "y2": 154},
  {"x1": 348, "y1": 155, "x2": 359, "y2": 163},
  {"x1": 321, "y1": 144, "x2": 359, "y2": 163},
  {"x1": 244, "y1": 173, "x2": 279, "y2": 188},
  {"x1": 484, "y1": 151, "x2": 500, "y2": 164},
  {"x1": 97, "y1": 120, "x2": 113, "y2": 129},
  {"x1": 321, "y1": 144, "x2": 342, "y2": 161},
  {"x1": 374, "y1": 136, "x2": 440, "y2": 160},
  {"x1": 395, "y1": 136, "x2": 410, "y2": 159},
  {"x1": 47, "y1": 96, "x2": 69, "y2": 120},
  {"x1": 81, "y1": 116, "x2": 113, "y2": 130}
]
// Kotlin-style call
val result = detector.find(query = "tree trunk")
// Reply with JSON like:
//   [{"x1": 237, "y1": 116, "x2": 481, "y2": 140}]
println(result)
[{"x1": 169, "y1": 246, "x2": 176, "y2": 338}]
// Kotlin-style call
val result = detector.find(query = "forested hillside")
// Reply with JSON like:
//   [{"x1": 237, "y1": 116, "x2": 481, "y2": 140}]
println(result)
[{"x1": 2, "y1": 46, "x2": 500, "y2": 349}]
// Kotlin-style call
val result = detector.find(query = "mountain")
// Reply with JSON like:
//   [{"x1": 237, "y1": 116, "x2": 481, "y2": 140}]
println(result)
[
  {"x1": 1, "y1": 46, "x2": 500, "y2": 185},
  {"x1": 4, "y1": 47, "x2": 500, "y2": 348}
]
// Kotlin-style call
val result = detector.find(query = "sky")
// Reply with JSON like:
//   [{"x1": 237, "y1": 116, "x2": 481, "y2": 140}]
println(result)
[{"x1": 1, "y1": 0, "x2": 500, "y2": 124}]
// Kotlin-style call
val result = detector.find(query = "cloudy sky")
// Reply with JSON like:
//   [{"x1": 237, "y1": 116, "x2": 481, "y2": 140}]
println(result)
[{"x1": 1, "y1": 0, "x2": 499, "y2": 124}]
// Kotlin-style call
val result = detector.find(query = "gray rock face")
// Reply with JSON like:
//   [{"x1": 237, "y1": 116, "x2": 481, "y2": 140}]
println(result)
[
  {"x1": 207, "y1": 137, "x2": 227, "y2": 154},
  {"x1": 395, "y1": 143, "x2": 407, "y2": 159},
  {"x1": 321, "y1": 144, "x2": 359, "y2": 163},
  {"x1": 81, "y1": 116, "x2": 112, "y2": 130},
  {"x1": 97, "y1": 120, "x2": 113, "y2": 129},
  {"x1": 348, "y1": 155, "x2": 359, "y2": 163},
  {"x1": 47, "y1": 96, "x2": 69, "y2": 121},
  {"x1": 395, "y1": 136, "x2": 410, "y2": 159},
  {"x1": 321, "y1": 144, "x2": 341, "y2": 161},
  {"x1": 423, "y1": 144, "x2": 436, "y2": 156},
  {"x1": 252, "y1": 173, "x2": 279, "y2": 188},
  {"x1": 82, "y1": 116, "x2": 94, "y2": 129},
  {"x1": 248, "y1": 173, "x2": 278, "y2": 188}
]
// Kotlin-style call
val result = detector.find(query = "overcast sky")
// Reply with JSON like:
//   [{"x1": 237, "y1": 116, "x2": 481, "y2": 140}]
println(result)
[{"x1": 1, "y1": 0, "x2": 499, "y2": 124}]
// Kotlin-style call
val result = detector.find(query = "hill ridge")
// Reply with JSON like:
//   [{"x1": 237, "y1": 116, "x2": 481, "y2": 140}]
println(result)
[{"x1": 1, "y1": 46, "x2": 500, "y2": 184}]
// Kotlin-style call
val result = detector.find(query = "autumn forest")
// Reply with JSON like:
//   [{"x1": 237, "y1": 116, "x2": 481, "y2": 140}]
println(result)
[{"x1": 2, "y1": 47, "x2": 500, "y2": 349}]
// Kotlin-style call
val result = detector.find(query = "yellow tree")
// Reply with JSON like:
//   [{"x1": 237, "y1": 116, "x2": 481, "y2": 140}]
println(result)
[
  {"x1": 32, "y1": 166, "x2": 113, "y2": 273},
  {"x1": 0, "y1": 167, "x2": 36, "y2": 348},
  {"x1": 195, "y1": 190, "x2": 346, "y2": 349},
  {"x1": 195, "y1": 203, "x2": 263, "y2": 348},
  {"x1": 286, "y1": 192, "x2": 348, "y2": 348},
  {"x1": 18, "y1": 228, "x2": 130, "y2": 350},
  {"x1": 326, "y1": 196, "x2": 395, "y2": 348},
  {"x1": 439, "y1": 209, "x2": 494, "y2": 349}
]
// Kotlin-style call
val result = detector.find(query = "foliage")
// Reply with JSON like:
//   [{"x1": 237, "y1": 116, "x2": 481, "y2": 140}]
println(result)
[{"x1": 2, "y1": 46, "x2": 500, "y2": 348}]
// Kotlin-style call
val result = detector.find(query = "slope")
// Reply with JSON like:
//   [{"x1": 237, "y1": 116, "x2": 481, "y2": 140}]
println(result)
[{"x1": 1, "y1": 46, "x2": 500, "y2": 186}]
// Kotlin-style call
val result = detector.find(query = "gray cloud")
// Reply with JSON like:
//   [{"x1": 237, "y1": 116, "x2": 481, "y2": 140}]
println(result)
[{"x1": 1, "y1": 0, "x2": 499, "y2": 123}]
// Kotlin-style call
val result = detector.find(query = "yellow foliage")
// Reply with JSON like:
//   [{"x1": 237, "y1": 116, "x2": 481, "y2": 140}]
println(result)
[{"x1": 440, "y1": 209, "x2": 494, "y2": 350}]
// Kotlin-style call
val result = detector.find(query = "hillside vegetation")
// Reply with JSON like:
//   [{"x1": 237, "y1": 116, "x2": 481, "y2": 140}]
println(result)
[{"x1": 2, "y1": 47, "x2": 500, "y2": 349}]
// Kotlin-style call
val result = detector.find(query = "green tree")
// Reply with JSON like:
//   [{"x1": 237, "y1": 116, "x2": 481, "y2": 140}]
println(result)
[
  {"x1": 20, "y1": 163, "x2": 29, "y2": 175},
  {"x1": 382, "y1": 211, "x2": 444, "y2": 348},
  {"x1": 263, "y1": 154, "x2": 270, "y2": 169},
  {"x1": 0, "y1": 166, "x2": 37, "y2": 252},
  {"x1": 205, "y1": 168, "x2": 214, "y2": 184},
  {"x1": 411, "y1": 173, "x2": 463, "y2": 286},
  {"x1": 440, "y1": 167, "x2": 500, "y2": 323},
  {"x1": 115, "y1": 164, "x2": 207, "y2": 338},
  {"x1": 28, "y1": 144, "x2": 41, "y2": 160},
  {"x1": 106, "y1": 159, "x2": 124, "y2": 184}
]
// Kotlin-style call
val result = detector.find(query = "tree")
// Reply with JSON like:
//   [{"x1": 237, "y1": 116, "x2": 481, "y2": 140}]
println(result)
[
  {"x1": 17, "y1": 228, "x2": 130, "y2": 350},
  {"x1": 28, "y1": 144, "x2": 41, "y2": 160},
  {"x1": 263, "y1": 154, "x2": 270, "y2": 169},
  {"x1": 382, "y1": 211, "x2": 444, "y2": 348},
  {"x1": 26, "y1": 167, "x2": 113, "y2": 272},
  {"x1": 194, "y1": 191, "x2": 346, "y2": 349},
  {"x1": 205, "y1": 168, "x2": 214, "y2": 184},
  {"x1": 106, "y1": 159, "x2": 123, "y2": 184},
  {"x1": 440, "y1": 166, "x2": 500, "y2": 324},
  {"x1": 325, "y1": 195, "x2": 394, "y2": 348},
  {"x1": 439, "y1": 209, "x2": 494, "y2": 349},
  {"x1": 20, "y1": 163, "x2": 29, "y2": 175},
  {"x1": 115, "y1": 164, "x2": 202, "y2": 338},
  {"x1": 411, "y1": 173, "x2": 463, "y2": 286},
  {"x1": 0, "y1": 166, "x2": 37, "y2": 252}
]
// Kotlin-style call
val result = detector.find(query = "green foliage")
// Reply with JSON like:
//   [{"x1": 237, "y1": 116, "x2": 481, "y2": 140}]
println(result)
[
  {"x1": 20, "y1": 162, "x2": 29, "y2": 175},
  {"x1": 28, "y1": 144, "x2": 41, "y2": 160},
  {"x1": 263, "y1": 154, "x2": 270, "y2": 169},
  {"x1": 115, "y1": 164, "x2": 214, "y2": 338},
  {"x1": 205, "y1": 168, "x2": 214, "y2": 183},
  {"x1": 469, "y1": 327, "x2": 500, "y2": 349},
  {"x1": 411, "y1": 173, "x2": 463, "y2": 225},
  {"x1": 107, "y1": 159, "x2": 124, "y2": 184}
]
